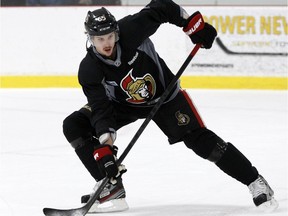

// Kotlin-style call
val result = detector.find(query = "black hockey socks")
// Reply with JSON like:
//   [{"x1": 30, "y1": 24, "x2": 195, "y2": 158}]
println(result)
[
  {"x1": 183, "y1": 128, "x2": 259, "y2": 186},
  {"x1": 216, "y1": 143, "x2": 259, "y2": 186}
]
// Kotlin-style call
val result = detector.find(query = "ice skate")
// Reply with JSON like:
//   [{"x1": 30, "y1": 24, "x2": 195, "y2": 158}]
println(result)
[
  {"x1": 81, "y1": 178, "x2": 129, "y2": 213},
  {"x1": 248, "y1": 175, "x2": 278, "y2": 212}
]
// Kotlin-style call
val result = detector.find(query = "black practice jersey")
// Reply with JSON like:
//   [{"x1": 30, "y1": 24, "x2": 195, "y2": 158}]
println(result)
[{"x1": 78, "y1": 0, "x2": 188, "y2": 136}]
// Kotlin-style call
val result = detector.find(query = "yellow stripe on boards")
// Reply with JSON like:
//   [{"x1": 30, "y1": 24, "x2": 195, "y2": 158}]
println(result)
[
  {"x1": 180, "y1": 76, "x2": 287, "y2": 90},
  {"x1": 0, "y1": 76, "x2": 80, "y2": 88},
  {"x1": 0, "y1": 75, "x2": 287, "y2": 90}
]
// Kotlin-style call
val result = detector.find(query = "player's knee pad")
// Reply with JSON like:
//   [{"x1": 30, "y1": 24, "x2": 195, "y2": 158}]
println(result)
[
  {"x1": 183, "y1": 128, "x2": 228, "y2": 163},
  {"x1": 63, "y1": 110, "x2": 94, "y2": 149},
  {"x1": 70, "y1": 136, "x2": 101, "y2": 149}
]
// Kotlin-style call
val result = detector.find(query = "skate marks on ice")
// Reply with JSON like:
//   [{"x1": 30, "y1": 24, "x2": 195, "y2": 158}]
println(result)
[
  {"x1": 0, "y1": 195, "x2": 13, "y2": 216},
  {"x1": 87, "y1": 202, "x2": 286, "y2": 216}
]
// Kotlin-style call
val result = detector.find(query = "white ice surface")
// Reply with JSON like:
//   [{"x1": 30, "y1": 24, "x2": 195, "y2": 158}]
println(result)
[{"x1": 0, "y1": 89, "x2": 287, "y2": 216}]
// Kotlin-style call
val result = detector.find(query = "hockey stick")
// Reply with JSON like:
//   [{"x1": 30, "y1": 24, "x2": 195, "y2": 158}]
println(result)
[
  {"x1": 43, "y1": 43, "x2": 201, "y2": 216},
  {"x1": 216, "y1": 37, "x2": 288, "y2": 56}
]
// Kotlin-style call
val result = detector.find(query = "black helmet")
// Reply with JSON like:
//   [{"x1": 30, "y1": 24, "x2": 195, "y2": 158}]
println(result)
[{"x1": 84, "y1": 7, "x2": 119, "y2": 36}]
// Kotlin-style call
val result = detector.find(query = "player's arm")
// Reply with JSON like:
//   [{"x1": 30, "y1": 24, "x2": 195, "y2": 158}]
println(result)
[
  {"x1": 78, "y1": 55, "x2": 117, "y2": 142},
  {"x1": 118, "y1": 0, "x2": 186, "y2": 48},
  {"x1": 146, "y1": 0, "x2": 217, "y2": 49},
  {"x1": 119, "y1": 0, "x2": 217, "y2": 49}
]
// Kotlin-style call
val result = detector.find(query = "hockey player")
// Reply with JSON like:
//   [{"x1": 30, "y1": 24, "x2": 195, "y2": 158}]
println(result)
[{"x1": 62, "y1": 0, "x2": 278, "y2": 213}]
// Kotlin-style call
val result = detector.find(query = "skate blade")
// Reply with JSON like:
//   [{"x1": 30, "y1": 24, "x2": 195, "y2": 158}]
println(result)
[
  {"x1": 257, "y1": 197, "x2": 279, "y2": 213},
  {"x1": 88, "y1": 198, "x2": 129, "y2": 213}
]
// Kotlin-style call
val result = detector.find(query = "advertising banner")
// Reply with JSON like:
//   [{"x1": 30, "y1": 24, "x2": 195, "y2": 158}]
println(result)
[{"x1": 1, "y1": 6, "x2": 287, "y2": 88}]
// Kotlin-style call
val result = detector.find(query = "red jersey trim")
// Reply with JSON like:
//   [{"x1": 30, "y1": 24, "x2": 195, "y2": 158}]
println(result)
[{"x1": 181, "y1": 89, "x2": 205, "y2": 128}]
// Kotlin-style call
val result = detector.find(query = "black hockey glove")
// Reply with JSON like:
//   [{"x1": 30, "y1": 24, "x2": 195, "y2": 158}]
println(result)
[
  {"x1": 93, "y1": 145, "x2": 126, "y2": 179},
  {"x1": 183, "y1": 11, "x2": 217, "y2": 49}
]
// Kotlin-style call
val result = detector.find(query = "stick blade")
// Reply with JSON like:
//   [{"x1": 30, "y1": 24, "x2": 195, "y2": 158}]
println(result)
[{"x1": 43, "y1": 207, "x2": 86, "y2": 216}]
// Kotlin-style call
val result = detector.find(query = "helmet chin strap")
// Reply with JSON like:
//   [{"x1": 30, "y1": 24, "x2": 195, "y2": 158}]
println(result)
[
  {"x1": 115, "y1": 32, "x2": 119, "y2": 42},
  {"x1": 86, "y1": 35, "x2": 94, "y2": 51},
  {"x1": 86, "y1": 34, "x2": 94, "y2": 50}
]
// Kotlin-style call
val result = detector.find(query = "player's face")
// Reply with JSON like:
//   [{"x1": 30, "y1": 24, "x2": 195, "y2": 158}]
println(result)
[{"x1": 91, "y1": 32, "x2": 116, "y2": 58}]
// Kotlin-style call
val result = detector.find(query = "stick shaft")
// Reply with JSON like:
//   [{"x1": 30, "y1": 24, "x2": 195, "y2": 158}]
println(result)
[{"x1": 87, "y1": 44, "x2": 201, "y2": 215}]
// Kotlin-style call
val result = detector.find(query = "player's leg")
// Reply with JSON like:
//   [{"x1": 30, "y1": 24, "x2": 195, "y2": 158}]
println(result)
[
  {"x1": 182, "y1": 128, "x2": 259, "y2": 185},
  {"x1": 62, "y1": 104, "x2": 128, "y2": 212},
  {"x1": 182, "y1": 128, "x2": 278, "y2": 210},
  {"x1": 154, "y1": 89, "x2": 278, "y2": 210}
]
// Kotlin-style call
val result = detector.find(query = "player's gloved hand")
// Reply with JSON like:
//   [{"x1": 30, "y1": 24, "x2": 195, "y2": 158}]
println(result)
[
  {"x1": 93, "y1": 145, "x2": 127, "y2": 179},
  {"x1": 183, "y1": 11, "x2": 217, "y2": 49},
  {"x1": 93, "y1": 144, "x2": 118, "y2": 178}
]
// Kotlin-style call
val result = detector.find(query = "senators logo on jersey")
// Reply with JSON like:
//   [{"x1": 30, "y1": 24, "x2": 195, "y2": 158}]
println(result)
[
  {"x1": 175, "y1": 110, "x2": 190, "y2": 126},
  {"x1": 120, "y1": 71, "x2": 156, "y2": 104}
]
